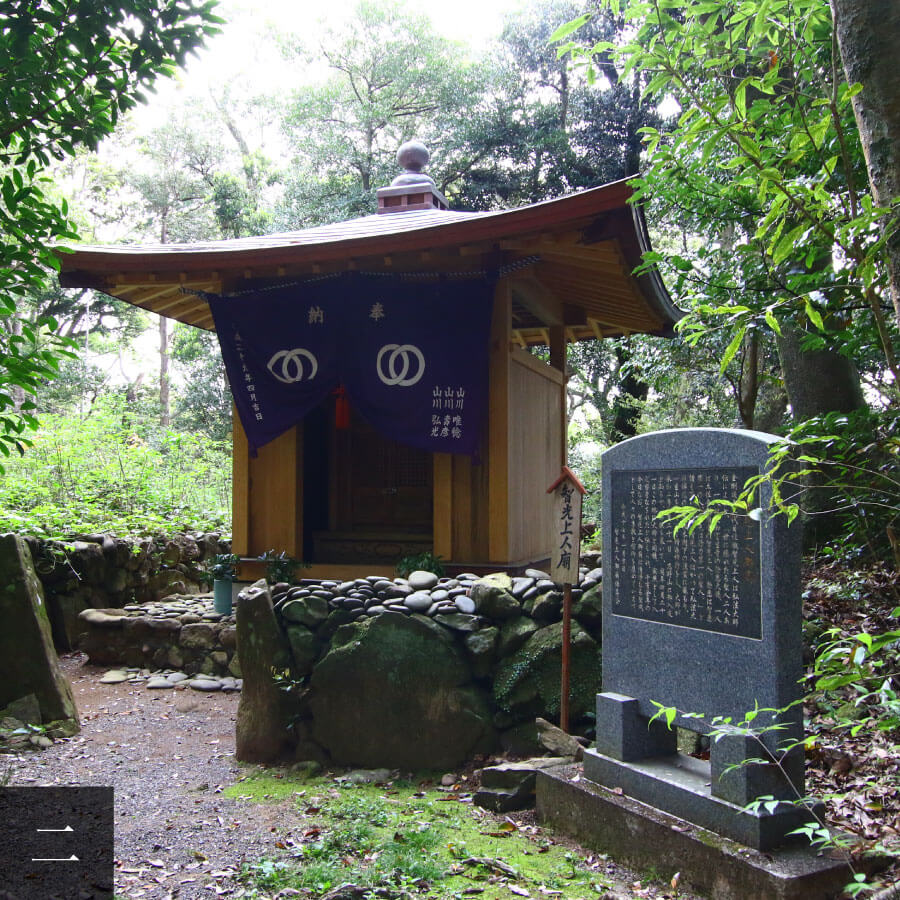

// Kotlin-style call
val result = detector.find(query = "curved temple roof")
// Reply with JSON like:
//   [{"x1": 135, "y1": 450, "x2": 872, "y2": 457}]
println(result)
[{"x1": 59, "y1": 179, "x2": 683, "y2": 345}]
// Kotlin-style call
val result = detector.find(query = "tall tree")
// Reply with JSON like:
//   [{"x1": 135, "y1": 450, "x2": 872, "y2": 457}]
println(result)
[
  {"x1": 558, "y1": 0, "x2": 899, "y2": 551},
  {"x1": 0, "y1": 0, "x2": 221, "y2": 459},
  {"x1": 557, "y1": 0, "x2": 898, "y2": 419},
  {"x1": 277, "y1": 0, "x2": 483, "y2": 227},
  {"x1": 830, "y1": 0, "x2": 900, "y2": 331},
  {"x1": 448, "y1": 0, "x2": 663, "y2": 211},
  {"x1": 126, "y1": 117, "x2": 221, "y2": 426}
]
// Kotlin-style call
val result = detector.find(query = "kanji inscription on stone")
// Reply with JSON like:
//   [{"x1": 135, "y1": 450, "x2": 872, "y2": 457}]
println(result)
[{"x1": 608, "y1": 466, "x2": 762, "y2": 639}]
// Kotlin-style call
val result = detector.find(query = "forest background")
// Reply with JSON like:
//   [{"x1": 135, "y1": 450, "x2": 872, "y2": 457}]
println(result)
[{"x1": 1, "y1": 0, "x2": 897, "y2": 561}]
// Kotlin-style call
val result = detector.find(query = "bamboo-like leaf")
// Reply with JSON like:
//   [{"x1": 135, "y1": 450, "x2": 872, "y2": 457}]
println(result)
[
  {"x1": 719, "y1": 326, "x2": 746, "y2": 373},
  {"x1": 548, "y1": 14, "x2": 592, "y2": 44}
]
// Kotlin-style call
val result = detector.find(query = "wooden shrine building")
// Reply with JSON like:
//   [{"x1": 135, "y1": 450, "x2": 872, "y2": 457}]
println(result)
[{"x1": 60, "y1": 143, "x2": 682, "y2": 578}]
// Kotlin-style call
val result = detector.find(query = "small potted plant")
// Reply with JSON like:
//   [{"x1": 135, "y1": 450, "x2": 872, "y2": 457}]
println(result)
[{"x1": 207, "y1": 552, "x2": 240, "y2": 615}]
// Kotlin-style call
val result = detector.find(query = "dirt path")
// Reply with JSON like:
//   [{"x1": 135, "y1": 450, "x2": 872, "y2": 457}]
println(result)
[
  {"x1": 6, "y1": 653, "x2": 295, "y2": 899},
  {"x1": 6, "y1": 654, "x2": 699, "y2": 900}
]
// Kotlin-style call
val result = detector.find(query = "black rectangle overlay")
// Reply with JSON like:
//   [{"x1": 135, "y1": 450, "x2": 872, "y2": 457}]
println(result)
[
  {"x1": 0, "y1": 786, "x2": 114, "y2": 899},
  {"x1": 609, "y1": 467, "x2": 762, "y2": 639}
]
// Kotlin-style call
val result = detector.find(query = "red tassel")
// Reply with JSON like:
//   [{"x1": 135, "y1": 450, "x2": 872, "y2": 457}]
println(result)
[{"x1": 333, "y1": 385, "x2": 350, "y2": 430}]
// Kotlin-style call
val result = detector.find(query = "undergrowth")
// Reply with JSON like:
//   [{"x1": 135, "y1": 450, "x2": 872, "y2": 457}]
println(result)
[{"x1": 0, "y1": 396, "x2": 231, "y2": 538}]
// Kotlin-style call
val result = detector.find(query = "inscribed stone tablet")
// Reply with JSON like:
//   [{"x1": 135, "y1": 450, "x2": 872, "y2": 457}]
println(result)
[{"x1": 608, "y1": 466, "x2": 761, "y2": 639}]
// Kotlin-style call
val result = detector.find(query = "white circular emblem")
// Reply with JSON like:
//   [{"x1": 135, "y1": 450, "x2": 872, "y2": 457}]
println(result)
[
  {"x1": 266, "y1": 348, "x2": 319, "y2": 384},
  {"x1": 376, "y1": 343, "x2": 426, "y2": 387}
]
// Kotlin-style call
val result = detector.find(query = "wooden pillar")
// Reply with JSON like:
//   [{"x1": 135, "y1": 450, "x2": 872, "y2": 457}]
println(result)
[
  {"x1": 549, "y1": 324, "x2": 568, "y2": 465},
  {"x1": 433, "y1": 452, "x2": 453, "y2": 560},
  {"x1": 231, "y1": 406, "x2": 250, "y2": 556},
  {"x1": 231, "y1": 414, "x2": 304, "y2": 559},
  {"x1": 488, "y1": 280, "x2": 512, "y2": 563}
]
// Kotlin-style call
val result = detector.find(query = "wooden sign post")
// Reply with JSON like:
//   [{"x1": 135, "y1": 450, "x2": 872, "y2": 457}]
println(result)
[{"x1": 547, "y1": 466, "x2": 585, "y2": 733}]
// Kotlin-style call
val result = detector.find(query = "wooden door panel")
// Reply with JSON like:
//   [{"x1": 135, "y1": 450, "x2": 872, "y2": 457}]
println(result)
[{"x1": 345, "y1": 413, "x2": 432, "y2": 532}]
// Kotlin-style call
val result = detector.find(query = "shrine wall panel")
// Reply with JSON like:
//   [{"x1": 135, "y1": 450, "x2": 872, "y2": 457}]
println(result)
[{"x1": 507, "y1": 350, "x2": 564, "y2": 563}]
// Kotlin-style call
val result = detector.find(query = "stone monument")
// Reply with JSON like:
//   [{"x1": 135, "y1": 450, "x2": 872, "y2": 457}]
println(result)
[
  {"x1": 0, "y1": 533, "x2": 79, "y2": 730},
  {"x1": 583, "y1": 428, "x2": 813, "y2": 850}
]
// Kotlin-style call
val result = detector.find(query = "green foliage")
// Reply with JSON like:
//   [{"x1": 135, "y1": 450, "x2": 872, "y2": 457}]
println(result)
[
  {"x1": 602, "y1": 0, "x2": 900, "y2": 552},
  {"x1": 257, "y1": 549, "x2": 305, "y2": 585},
  {"x1": 0, "y1": 0, "x2": 222, "y2": 460},
  {"x1": 277, "y1": 0, "x2": 483, "y2": 227},
  {"x1": 0, "y1": 396, "x2": 231, "y2": 538},
  {"x1": 556, "y1": 0, "x2": 899, "y2": 420},
  {"x1": 206, "y1": 552, "x2": 239, "y2": 582},
  {"x1": 396, "y1": 550, "x2": 445, "y2": 578},
  {"x1": 170, "y1": 324, "x2": 231, "y2": 440},
  {"x1": 811, "y1": 615, "x2": 900, "y2": 736},
  {"x1": 448, "y1": 0, "x2": 665, "y2": 212}
]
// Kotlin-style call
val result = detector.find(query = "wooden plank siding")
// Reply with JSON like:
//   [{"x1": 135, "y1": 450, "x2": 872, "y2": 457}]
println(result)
[
  {"x1": 507, "y1": 349, "x2": 565, "y2": 564},
  {"x1": 432, "y1": 453, "x2": 454, "y2": 560},
  {"x1": 241, "y1": 424, "x2": 304, "y2": 559}
]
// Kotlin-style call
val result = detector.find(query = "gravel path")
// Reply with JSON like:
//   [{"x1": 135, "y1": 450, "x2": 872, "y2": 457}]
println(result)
[{"x1": 6, "y1": 653, "x2": 295, "y2": 899}]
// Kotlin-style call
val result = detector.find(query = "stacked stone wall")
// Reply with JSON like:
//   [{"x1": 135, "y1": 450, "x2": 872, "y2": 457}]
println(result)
[
  {"x1": 23, "y1": 532, "x2": 229, "y2": 651},
  {"x1": 243, "y1": 564, "x2": 604, "y2": 767}
]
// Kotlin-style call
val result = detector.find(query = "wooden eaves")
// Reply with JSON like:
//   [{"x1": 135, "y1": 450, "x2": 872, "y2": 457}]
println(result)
[{"x1": 58, "y1": 179, "x2": 683, "y2": 345}]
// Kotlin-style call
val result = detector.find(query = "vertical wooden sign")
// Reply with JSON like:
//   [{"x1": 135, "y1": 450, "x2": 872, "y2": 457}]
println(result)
[
  {"x1": 547, "y1": 466, "x2": 585, "y2": 584},
  {"x1": 547, "y1": 466, "x2": 585, "y2": 732}
]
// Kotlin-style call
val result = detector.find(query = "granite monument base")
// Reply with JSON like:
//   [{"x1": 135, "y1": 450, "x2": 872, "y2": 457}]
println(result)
[
  {"x1": 583, "y1": 747, "x2": 818, "y2": 850},
  {"x1": 536, "y1": 764, "x2": 873, "y2": 900},
  {"x1": 591, "y1": 689, "x2": 814, "y2": 850}
]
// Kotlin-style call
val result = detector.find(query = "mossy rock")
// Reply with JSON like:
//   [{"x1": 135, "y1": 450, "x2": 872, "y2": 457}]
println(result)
[
  {"x1": 498, "y1": 615, "x2": 539, "y2": 657},
  {"x1": 309, "y1": 613, "x2": 495, "y2": 769},
  {"x1": 0, "y1": 535, "x2": 79, "y2": 729},
  {"x1": 493, "y1": 621, "x2": 601, "y2": 722},
  {"x1": 572, "y1": 584, "x2": 603, "y2": 632},
  {"x1": 464, "y1": 626, "x2": 498, "y2": 678},
  {"x1": 470, "y1": 578, "x2": 521, "y2": 620},
  {"x1": 286, "y1": 624, "x2": 319, "y2": 674}
]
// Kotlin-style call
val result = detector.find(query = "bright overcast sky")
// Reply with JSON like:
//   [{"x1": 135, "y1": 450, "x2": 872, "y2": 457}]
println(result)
[{"x1": 169, "y1": 0, "x2": 524, "y2": 92}]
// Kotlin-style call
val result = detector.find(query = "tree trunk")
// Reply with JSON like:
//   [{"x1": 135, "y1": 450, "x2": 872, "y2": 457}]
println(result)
[
  {"x1": 159, "y1": 314, "x2": 170, "y2": 428},
  {"x1": 776, "y1": 324, "x2": 867, "y2": 544},
  {"x1": 737, "y1": 331, "x2": 760, "y2": 429},
  {"x1": 775, "y1": 324, "x2": 866, "y2": 422},
  {"x1": 609, "y1": 341, "x2": 649, "y2": 443},
  {"x1": 10, "y1": 316, "x2": 26, "y2": 410},
  {"x1": 831, "y1": 0, "x2": 900, "y2": 330}
]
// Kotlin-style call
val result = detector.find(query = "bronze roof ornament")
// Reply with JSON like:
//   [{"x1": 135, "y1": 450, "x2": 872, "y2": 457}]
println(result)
[{"x1": 377, "y1": 139, "x2": 449, "y2": 213}]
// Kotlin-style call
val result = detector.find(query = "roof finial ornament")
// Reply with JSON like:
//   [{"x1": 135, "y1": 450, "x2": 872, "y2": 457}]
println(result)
[
  {"x1": 392, "y1": 140, "x2": 435, "y2": 187},
  {"x1": 376, "y1": 139, "x2": 449, "y2": 214}
]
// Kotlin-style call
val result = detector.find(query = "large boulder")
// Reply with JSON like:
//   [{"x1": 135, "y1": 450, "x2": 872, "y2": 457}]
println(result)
[
  {"x1": 309, "y1": 613, "x2": 495, "y2": 769},
  {"x1": 0, "y1": 534, "x2": 79, "y2": 729},
  {"x1": 493, "y1": 621, "x2": 601, "y2": 722}
]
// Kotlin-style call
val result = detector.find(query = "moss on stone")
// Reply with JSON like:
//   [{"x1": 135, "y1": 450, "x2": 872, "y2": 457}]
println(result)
[{"x1": 493, "y1": 621, "x2": 601, "y2": 720}]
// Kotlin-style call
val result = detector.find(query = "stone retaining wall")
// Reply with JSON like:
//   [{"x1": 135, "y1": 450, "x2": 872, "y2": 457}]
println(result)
[
  {"x1": 23, "y1": 532, "x2": 229, "y2": 651},
  {"x1": 238, "y1": 564, "x2": 604, "y2": 768},
  {"x1": 77, "y1": 594, "x2": 238, "y2": 677}
]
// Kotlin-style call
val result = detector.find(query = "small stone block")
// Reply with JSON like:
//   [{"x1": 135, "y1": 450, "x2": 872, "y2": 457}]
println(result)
[
  {"x1": 710, "y1": 734, "x2": 804, "y2": 806},
  {"x1": 473, "y1": 784, "x2": 534, "y2": 813},
  {"x1": 595, "y1": 692, "x2": 677, "y2": 761}
]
